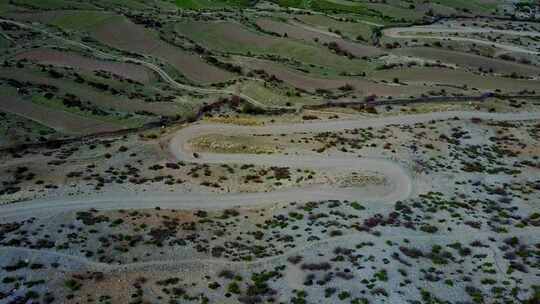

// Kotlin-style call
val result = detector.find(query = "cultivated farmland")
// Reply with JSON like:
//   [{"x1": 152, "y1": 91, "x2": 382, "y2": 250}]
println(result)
[{"x1": 1, "y1": 1, "x2": 540, "y2": 303}]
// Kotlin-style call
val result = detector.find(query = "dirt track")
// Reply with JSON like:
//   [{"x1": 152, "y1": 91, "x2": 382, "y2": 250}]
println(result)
[
  {"x1": 384, "y1": 25, "x2": 540, "y2": 55},
  {"x1": 0, "y1": 109, "x2": 539, "y2": 282},
  {"x1": 2, "y1": 110, "x2": 540, "y2": 222}
]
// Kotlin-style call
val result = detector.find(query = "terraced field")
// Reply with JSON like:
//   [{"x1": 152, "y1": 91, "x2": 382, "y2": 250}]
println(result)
[{"x1": 1, "y1": 0, "x2": 540, "y2": 303}]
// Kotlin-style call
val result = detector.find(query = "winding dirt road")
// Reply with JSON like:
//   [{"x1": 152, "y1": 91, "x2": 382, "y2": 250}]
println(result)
[
  {"x1": 2, "y1": 13, "x2": 540, "y2": 287},
  {"x1": 2, "y1": 110, "x2": 540, "y2": 222},
  {"x1": 0, "y1": 110, "x2": 539, "y2": 277},
  {"x1": 384, "y1": 25, "x2": 540, "y2": 55}
]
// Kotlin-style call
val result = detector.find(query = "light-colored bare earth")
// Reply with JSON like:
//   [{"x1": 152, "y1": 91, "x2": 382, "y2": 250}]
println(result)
[
  {"x1": 2, "y1": 110, "x2": 540, "y2": 221},
  {"x1": 1, "y1": 7, "x2": 540, "y2": 303}
]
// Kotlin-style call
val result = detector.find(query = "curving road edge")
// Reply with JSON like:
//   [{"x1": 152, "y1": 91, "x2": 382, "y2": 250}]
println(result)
[
  {"x1": 0, "y1": 110, "x2": 539, "y2": 274},
  {"x1": 384, "y1": 25, "x2": 540, "y2": 55},
  {"x1": 1, "y1": 111, "x2": 540, "y2": 222}
]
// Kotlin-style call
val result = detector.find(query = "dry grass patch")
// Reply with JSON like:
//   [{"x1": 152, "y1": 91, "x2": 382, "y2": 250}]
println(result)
[
  {"x1": 190, "y1": 134, "x2": 280, "y2": 154},
  {"x1": 204, "y1": 116, "x2": 262, "y2": 126}
]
